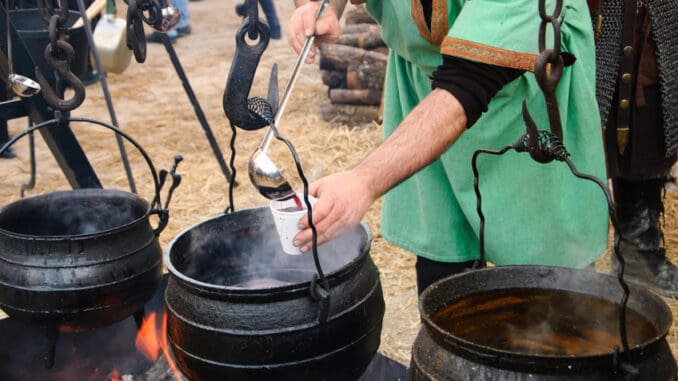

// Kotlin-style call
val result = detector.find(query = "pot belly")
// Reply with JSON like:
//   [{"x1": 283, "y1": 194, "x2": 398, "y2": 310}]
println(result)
[{"x1": 0, "y1": 238, "x2": 163, "y2": 331}]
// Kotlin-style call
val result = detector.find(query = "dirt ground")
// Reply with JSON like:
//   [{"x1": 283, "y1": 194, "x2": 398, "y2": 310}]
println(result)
[{"x1": 1, "y1": 0, "x2": 676, "y2": 368}]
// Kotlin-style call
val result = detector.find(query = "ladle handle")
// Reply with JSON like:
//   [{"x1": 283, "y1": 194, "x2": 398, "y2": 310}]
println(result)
[{"x1": 258, "y1": 0, "x2": 330, "y2": 151}]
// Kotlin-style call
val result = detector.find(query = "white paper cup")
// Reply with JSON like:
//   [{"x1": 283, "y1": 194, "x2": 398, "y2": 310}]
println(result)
[{"x1": 270, "y1": 194, "x2": 316, "y2": 255}]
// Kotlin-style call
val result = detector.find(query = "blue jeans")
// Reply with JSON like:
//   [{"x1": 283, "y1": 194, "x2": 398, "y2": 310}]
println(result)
[{"x1": 173, "y1": 0, "x2": 189, "y2": 29}]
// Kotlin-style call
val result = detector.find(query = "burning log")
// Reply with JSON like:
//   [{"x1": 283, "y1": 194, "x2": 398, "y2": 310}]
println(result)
[
  {"x1": 329, "y1": 89, "x2": 382, "y2": 106},
  {"x1": 127, "y1": 354, "x2": 186, "y2": 381},
  {"x1": 320, "y1": 103, "x2": 382, "y2": 125}
]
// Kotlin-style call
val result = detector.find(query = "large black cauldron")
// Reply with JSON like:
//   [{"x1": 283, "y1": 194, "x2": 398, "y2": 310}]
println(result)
[
  {"x1": 0, "y1": 189, "x2": 163, "y2": 330},
  {"x1": 164, "y1": 207, "x2": 385, "y2": 381},
  {"x1": 0, "y1": 118, "x2": 179, "y2": 334},
  {"x1": 410, "y1": 266, "x2": 677, "y2": 380}
]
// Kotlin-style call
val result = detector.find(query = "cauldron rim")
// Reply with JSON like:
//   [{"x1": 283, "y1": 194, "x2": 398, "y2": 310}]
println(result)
[
  {"x1": 0, "y1": 188, "x2": 151, "y2": 240},
  {"x1": 419, "y1": 265, "x2": 673, "y2": 365},
  {"x1": 164, "y1": 206, "x2": 373, "y2": 297}
]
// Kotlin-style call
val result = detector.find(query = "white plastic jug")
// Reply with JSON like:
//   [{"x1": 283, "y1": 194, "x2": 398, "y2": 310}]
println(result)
[{"x1": 93, "y1": 0, "x2": 132, "y2": 74}]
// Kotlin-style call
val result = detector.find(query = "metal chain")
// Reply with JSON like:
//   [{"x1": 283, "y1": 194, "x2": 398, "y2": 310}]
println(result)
[
  {"x1": 513, "y1": 0, "x2": 567, "y2": 163},
  {"x1": 35, "y1": 0, "x2": 86, "y2": 111},
  {"x1": 37, "y1": 0, "x2": 67, "y2": 25}
]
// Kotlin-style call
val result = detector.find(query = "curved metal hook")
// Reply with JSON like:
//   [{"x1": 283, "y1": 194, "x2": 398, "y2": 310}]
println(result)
[
  {"x1": 35, "y1": 40, "x2": 86, "y2": 111},
  {"x1": 516, "y1": 100, "x2": 569, "y2": 163},
  {"x1": 126, "y1": 0, "x2": 147, "y2": 63},
  {"x1": 223, "y1": 16, "x2": 274, "y2": 131},
  {"x1": 533, "y1": 50, "x2": 564, "y2": 142}
]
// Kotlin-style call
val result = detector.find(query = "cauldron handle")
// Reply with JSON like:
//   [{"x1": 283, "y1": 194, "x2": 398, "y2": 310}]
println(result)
[
  {"x1": 244, "y1": 89, "x2": 332, "y2": 324},
  {"x1": 0, "y1": 117, "x2": 180, "y2": 235}
]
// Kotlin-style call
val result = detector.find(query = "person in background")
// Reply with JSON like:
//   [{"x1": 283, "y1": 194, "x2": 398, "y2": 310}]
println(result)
[
  {"x1": 593, "y1": 0, "x2": 678, "y2": 297},
  {"x1": 148, "y1": 0, "x2": 191, "y2": 43},
  {"x1": 288, "y1": 0, "x2": 609, "y2": 294},
  {"x1": 235, "y1": 0, "x2": 281, "y2": 40}
]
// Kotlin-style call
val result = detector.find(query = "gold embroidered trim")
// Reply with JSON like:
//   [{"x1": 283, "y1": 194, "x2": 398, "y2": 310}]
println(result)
[
  {"x1": 411, "y1": 0, "x2": 435, "y2": 44},
  {"x1": 441, "y1": 37, "x2": 538, "y2": 72},
  {"x1": 430, "y1": 0, "x2": 448, "y2": 45}
]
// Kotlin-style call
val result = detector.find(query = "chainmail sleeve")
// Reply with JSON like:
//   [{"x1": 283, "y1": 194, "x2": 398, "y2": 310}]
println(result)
[
  {"x1": 647, "y1": 0, "x2": 678, "y2": 156},
  {"x1": 597, "y1": 0, "x2": 678, "y2": 157},
  {"x1": 594, "y1": 0, "x2": 624, "y2": 131}
]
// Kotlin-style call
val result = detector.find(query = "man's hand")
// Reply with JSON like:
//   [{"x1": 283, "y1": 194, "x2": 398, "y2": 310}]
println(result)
[
  {"x1": 293, "y1": 168, "x2": 377, "y2": 253},
  {"x1": 291, "y1": 88, "x2": 468, "y2": 253},
  {"x1": 288, "y1": 1, "x2": 342, "y2": 63}
]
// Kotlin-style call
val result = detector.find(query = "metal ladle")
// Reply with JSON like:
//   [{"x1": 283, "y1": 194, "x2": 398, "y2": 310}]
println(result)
[
  {"x1": 5, "y1": 1, "x2": 41, "y2": 97},
  {"x1": 248, "y1": 0, "x2": 330, "y2": 201}
]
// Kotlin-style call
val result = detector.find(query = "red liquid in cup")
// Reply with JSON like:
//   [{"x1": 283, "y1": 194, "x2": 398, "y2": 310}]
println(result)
[{"x1": 292, "y1": 195, "x2": 304, "y2": 211}]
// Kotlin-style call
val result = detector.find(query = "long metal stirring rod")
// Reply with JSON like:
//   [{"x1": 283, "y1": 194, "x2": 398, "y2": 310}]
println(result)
[{"x1": 256, "y1": 0, "x2": 330, "y2": 151}]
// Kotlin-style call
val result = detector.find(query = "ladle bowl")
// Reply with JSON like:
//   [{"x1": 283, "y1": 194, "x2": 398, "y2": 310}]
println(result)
[{"x1": 248, "y1": 146, "x2": 295, "y2": 200}]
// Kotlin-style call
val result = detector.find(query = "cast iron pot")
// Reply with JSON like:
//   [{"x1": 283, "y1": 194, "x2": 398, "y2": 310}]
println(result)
[
  {"x1": 164, "y1": 206, "x2": 385, "y2": 381},
  {"x1": 0, "y1": 118, "x2": 179, "y2": 332},
  {"x1": 410, "y1": 266, "x2": 677, "y2": 380}
]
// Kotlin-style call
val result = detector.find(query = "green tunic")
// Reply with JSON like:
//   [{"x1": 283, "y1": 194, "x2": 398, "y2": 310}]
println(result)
[{"x1": 365, "y1": 0, "x2": 609, "y2": 267}]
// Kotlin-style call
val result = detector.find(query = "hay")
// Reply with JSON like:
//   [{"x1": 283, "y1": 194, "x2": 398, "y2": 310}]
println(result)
[{"x1": 0, "y1": 0, "x2": 675, "y2": 367}]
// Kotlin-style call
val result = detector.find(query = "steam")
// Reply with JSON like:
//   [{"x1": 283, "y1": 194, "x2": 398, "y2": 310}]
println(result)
[
  {"x1": 0, "y1": 190, "x2": 145, "y2": 236},
  {"x1": 169, "y1": 208, "x2": 366, "y2": 290}
]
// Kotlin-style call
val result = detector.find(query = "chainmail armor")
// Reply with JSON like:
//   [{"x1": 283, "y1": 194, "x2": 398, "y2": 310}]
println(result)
[
  {"x1": 647, "y1": 0, "x2": 678, "y2": 156},
  {"x1": 594, "y1": 0, "x2": 624, "y2": 132},
  {"x1": 595, "y1": 0, "x2": 678, "y2": 157}
]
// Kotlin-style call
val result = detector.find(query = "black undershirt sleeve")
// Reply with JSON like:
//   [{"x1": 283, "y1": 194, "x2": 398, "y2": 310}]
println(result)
[{"x1": 431, "y1": 55, "x2": 524, "y2": 128}]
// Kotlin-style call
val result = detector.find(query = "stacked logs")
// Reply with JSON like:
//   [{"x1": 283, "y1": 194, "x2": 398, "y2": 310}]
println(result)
[{"x1": 318, "y1": 6, "x2": 387, "y2": 126}]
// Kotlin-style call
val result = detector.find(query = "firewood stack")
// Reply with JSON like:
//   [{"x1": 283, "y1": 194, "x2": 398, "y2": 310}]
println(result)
[{"x1": 318, "y1": 5, "x2": 387, "y2": 126}]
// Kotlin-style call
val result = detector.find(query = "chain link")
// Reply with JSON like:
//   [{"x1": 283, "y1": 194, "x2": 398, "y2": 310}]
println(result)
[{"x1": 35, "y1": 0, "x2": 86, "y2": 111}]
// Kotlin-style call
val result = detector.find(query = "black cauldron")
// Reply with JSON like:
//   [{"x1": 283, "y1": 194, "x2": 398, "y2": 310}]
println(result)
[
  {"x1": 0, "y1": 118, "x2": 179, "y2": 334},
  {"x1": 164, "y1": 207, "x2": 385, "y2": 381},
  {"x1": 0, "y1": 189, "x2": 163, "y2": 331},
  {"x1": 410, "y1": 266, "x2": 677, "y2": 380}
]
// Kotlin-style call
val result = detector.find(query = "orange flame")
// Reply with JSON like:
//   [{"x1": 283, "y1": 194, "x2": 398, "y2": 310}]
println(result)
[
  {"x1": 135, "y1": 311, "x2": 161, "y2": 361},
  {"x1": 134, "y1": 310, "x2": 182, "y2": 379},
  {"x1": 109, "y1": 368, "x2": 121, "y2": 381},
  {"x1": 160, "y1": 311, "x2": 182, "y2": 378}
]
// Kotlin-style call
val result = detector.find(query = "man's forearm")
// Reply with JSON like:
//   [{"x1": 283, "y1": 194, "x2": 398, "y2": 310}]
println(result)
[{"x1": 354, "y1": 88, "x2": 468, "y2": 199}]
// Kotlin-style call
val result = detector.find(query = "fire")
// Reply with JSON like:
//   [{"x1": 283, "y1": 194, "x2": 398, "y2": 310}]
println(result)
[
  {"x1": 135, "y1": 311, "x2": 161, "y2": 361},
  {"x1": 134, "y1": 310, "x2": 183, "y2": 379},
  {"x1": 109, "y1": 368, "x2": 121, "y2": 381}
]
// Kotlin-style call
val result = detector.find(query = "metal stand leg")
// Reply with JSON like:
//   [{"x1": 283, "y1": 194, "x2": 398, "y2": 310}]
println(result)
[
  {"x1": 20, "y1": 127, "x2": 35, "y2": 196},
  {"x1": 74, "y1": 0, "x2": 137, "y2": 193},
  {"x1": 161, "y1": 33, "x2": 235, "y2": 185},
  {"x1": 43, "y1": 325, "x2": 59, "y2": 369}
]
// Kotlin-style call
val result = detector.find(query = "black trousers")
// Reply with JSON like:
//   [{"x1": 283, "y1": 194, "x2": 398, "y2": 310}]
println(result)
[{"x1": 415, "y1": 256, "x2": 476, "y2": 295}]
